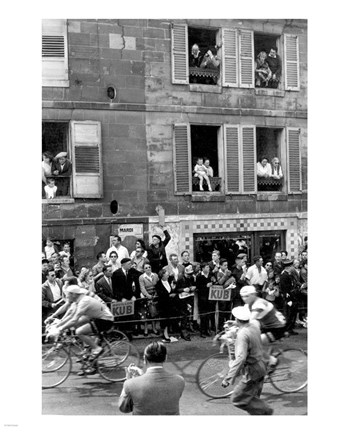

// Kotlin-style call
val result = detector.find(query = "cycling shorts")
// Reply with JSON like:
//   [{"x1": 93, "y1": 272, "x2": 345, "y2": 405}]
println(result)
[
  {"x1": 261, "y1": 326, "x2": 287, "y2": 342},
  {"x1": 90, "y1": 318, "x2": 113, "y2": 334}
]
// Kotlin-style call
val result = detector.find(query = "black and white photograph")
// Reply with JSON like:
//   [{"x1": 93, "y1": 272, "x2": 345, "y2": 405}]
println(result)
[{"x1": 2, "y1": 1, "x2": 345, "y2": 430}]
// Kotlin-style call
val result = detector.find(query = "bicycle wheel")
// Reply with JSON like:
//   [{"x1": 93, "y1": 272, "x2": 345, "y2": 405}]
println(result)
[
  {"x1": 42, "y1": 342, "x2": 72, "y2": 389},
  {"x1": 105, "y1": 328, "x2": 129, "y2": 343},
  {"x1": 269, "y1": 348, "x2": 307, "y2": 393},
  {"x1": 97, "y1": 340, "x2": 140, "y2": 382},
  {"x1": 196, "y1": 353, "x2": 239, "y2": 399}
]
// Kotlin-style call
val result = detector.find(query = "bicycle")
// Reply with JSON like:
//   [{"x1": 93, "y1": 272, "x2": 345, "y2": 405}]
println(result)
[
  {"x1": 42, "y1": 325, "x2": 140, "y2": 389},
  {"x1": 196, "y1": 328, "x2": 307, "y2": 399}
]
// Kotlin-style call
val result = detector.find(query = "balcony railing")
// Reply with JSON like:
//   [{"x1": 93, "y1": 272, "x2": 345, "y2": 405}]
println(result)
[{"x1": 192, "y1": 176, "x2": 221, "y2": 192}]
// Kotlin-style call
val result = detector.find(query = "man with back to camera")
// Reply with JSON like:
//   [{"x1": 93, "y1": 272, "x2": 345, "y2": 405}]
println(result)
[
  {"x1": 221, "y1": 306, "x2": 273, "y2": 415},
  {"x1": 118, "y1": 341, "x2": 185, "y2": 415}
]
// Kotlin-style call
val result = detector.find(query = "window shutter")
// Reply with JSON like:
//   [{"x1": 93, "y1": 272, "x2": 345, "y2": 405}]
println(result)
[
  {"x1": 241, "y1": 126, "x2": 256, "y2": 193},
  {"x1": 224, "y1": 125, "x2": 240, "y2": 193},
  {"x1": 42, "y1": 19, "x2": 69, "y2": 87},
  {"x1": 171, "y1": 24, "x2": 188, "y2": 84},
  {"x1": 287, "y1": 127, "x2": 301, "y2": 192},
  {"x1": 173, "y1": 124, "x2": 191, "y2": 195},
  {"x1": 284, "y1": 34, "x2": 300, "y2": 91},
  {"x1": 70, "y1": 121, "x2": 103, "y2": 198},
  {"x1": 222, "y1": 28, "x2": 238, "y2": 87},
  {"x1": 239, "y1": 30, "x2": 254, "y2": 88}
]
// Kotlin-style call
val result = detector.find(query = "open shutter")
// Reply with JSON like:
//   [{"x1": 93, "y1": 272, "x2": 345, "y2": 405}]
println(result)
[
  {"x1": 284, "y1": 34, "x2": 300, "y2": 91},
  {"x1": 239, "y1": 30, "x2": 254, "y2": 88},
  {"x1": 71, "y1": 121, "x2": 103, "y2": 198},
  {"x1": 224, "y1": 125, "x2": 240, "y2": 193},
  {"x1": 173, "y1": 124, "x2": 191, "y2": 195},
  {"x1": 287, "y1": 127, "x2": 301, "y2": 192},
  {"x1": 241, "y1": 126, "x2": 256, "y2": 193},
  {"x1": 171, "y1": 23, "x2": 188, "y2": 84},
  {"x1": 222, "y1": 28, "x2": 238, "y2": 87},
  {"x1": 42, "y1": 19, "x2": 69, "y2": 87}
]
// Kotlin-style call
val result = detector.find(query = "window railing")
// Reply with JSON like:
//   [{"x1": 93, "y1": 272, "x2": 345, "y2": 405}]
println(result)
[
  {"x1": 257, "y1": 177, "x2": 282, "y2": 192},
  {"x1": 192, "y1": 176, "x2": 222, "y2": 192},
  {"x1": 189, "y1": 67, "x2": 219, "y2": 85}
]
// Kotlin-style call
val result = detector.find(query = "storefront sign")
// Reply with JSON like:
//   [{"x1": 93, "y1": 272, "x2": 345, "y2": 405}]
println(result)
[
  {"x1": 208, "y1": 286, "x2": 231, "y2": 301},
  {"x1": 118, "y1": 224, "x2": 143, "y2": 239},
  {"x1": 111, "y1": 300, "x2": 135, "y2": 317}
]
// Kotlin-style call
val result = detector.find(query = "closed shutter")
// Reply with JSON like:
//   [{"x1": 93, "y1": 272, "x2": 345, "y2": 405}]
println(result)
[
  {"x1": 222, "y1": 28, "x2": 238, "y2": 87},
  {"x1": 224, "y1": 125, "x2": 240, "y2": 193},
  {"x1": 42, "y1": 19, "x2": 69, "y2": 87},
  {"x1": 71, "y1": 121, "x2": 103, "y2": 198},
  {"x1": 284, "y1": 34, "x2": 300, "y2": 91},
  {"x1": 241, "y1": 126, "x2": 256, "y2": 193},
  {"x1": 287, "y1": 127, "x2": 301, "y2": 192},
  {"x1": 239, "y1": 30, "x2": 254, "y2": 88},
  {"x1": 173, "y1": 124, "x2": 191, "y2": 195},
  {"x1": 171, "y1": 24, "x2": 188, "y2": 84}
]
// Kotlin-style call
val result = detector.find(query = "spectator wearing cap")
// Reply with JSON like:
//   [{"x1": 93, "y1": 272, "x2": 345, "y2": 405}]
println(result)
[
  {"x1": 280, "y1": 259, "x2": 299, "y2": 335},
  {"x1": 230, "y1": 253, "x2": 248, "y2": 308},
  {"x1": 52, "y1": 151, "x2": 72, "y2": 196},
  {"x1": 245, "y1": 256, "x2": 268, "y2": 297},
  {"x1": 175, "y1": 265, "x2": 197, "y2": 341},
  {"x1": 106, "y1": 235, "x2": 129, "y2": 262},
  {"x1": 147, "y1": 226, "x2": 171, "y2": 274},
  {"x1": 221, "y1": 306, "x2": 273, "y2": 415}
]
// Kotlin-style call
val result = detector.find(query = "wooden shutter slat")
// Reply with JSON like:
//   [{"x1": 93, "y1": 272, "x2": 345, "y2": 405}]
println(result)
[
  {"x1": 287, "y1": 128, "x2": 301, "y2": 192},
  {"x1": 173, "y1": 124, "x2": 191, "y2": 194},
  {"x1": 171, "y1": 24, "x2": 188, "y2": 84},
  {"x1": 241, "y1": 126, "x2": 256, "y2": 193},
  {"x1": 284, "y1": 34, "x2": 300, "y2": 91},
  {"x1": 222, "y1": 28, "x2": 238, "y2": 87},
  {"x1": 225, "y1": 125, "x2": 240, "y2": 193},
  {"x1": 42, "y1": 36, "x2": 65, "y2": 57},
  {"x1": 239, "y1": 30, "x2": 254, "y2": 88}
]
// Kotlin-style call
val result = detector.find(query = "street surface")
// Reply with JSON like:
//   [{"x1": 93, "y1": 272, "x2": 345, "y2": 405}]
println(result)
[{"x1": 42, "y1": 327, "x2": 307, "y2": 416}]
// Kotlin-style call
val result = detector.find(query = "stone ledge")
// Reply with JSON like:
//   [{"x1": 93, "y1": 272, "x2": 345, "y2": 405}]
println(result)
[
  {"x1": 255, "y1": 88, "x2": 285, "y2": 97},
  {"x1": 191, "y1": 193, "x2": 226, "y2": 202},
  {"x1": 189, "y1": 84, "x2": 222, "y2": 94}
]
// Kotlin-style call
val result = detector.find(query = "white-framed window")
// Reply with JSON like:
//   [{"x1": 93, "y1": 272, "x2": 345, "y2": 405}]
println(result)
[
  {"x1": 42, "y1": 120, "x2": 103, "y2": 200},
  {"x1": 173, "y1": 123, "x2": 302, "y2": 196},
  {"x1": 171, "y1": 24, "x2": 300, "y2": 92},
  {"x1": 42, "y1": 19, "x2": 69, "y2": 87}
]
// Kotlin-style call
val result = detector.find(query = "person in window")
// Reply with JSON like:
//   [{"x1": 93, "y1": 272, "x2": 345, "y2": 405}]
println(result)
[
  {"x1": 42, "y1": 151, "x2": 53, "y2": 197},
  {"x1": 266, "y1": 47, "x2": 282, "y2": 89},
  {"x1": 194, "y1": 157, "x2": 212, "y2": 191},
  {"x1": 270, "y1": 157, "x2": 283, "y2": 179},
  {"x1": 200, "y1": 46, "x2": 220, "y2": 69},
  {"x1": 204, "y1": 159, "x2": 214, "y2": 178},
  {"x1": 189, "y1": 43, "x2": 204, "y2": 68},
  {"x1": 256, "y1": 157, "x2": 271, "y2": 178},
  {"x1": 52, "y1": 152, "x2": 72, "y2": 196},
  {"x1": 44, "y1": 177, "x2": 57, "y2": 199},
  {"x1": 255, "y1": 50, "x2": 272, "y2": 87}
]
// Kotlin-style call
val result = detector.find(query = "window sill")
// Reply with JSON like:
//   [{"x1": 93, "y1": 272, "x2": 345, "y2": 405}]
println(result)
[
  {"x1": 42, "y1": 79, "x2": 70, "y2": 88},
  {"x1": 255, "y1": 88, "x2": 285, "y2": 97},
  {"x1": 42, "y1": 198, "x2": 75, "y2": 204},
  {"x1": 256, "y1": 193, "x2": 287, "y2": 201},
  {"x1": 189, "y1": 84, "x2": 222, "y2": 94},
  {"x1": 191, "y1": 192, "x2": 225, "y2": 202}
]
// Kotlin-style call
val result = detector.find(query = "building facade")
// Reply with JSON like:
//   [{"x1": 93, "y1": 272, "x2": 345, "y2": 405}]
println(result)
[{"x1": 42, "y1": 19, "x2": 307, "y2": 268}]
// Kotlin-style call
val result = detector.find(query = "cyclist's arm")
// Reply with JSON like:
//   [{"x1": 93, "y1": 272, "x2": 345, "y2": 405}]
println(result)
[
  {"x1": 45, "y1": 301, "x2": 71, "y2": 323},
  {"x1": 56, "y1": 303, "x2": 86, "y2": 332},
  {"x1": 223, "y1": 334, "x2": 248, "y2": 383}
]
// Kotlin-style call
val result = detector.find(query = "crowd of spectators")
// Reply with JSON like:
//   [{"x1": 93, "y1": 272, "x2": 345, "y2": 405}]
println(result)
[{"x1": 42, "y1": 229, "x2": 308, "y2": 342}]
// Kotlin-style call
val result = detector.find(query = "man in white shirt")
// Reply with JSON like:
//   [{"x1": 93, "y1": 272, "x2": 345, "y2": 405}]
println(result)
[
  {"x1": 42, "y1": 266, "x2": 64, "y2": 325},
  {"x1": 106, "y1": 235, "x2": 129, "y2": 261},
  {"x1": 245, "y1": 256, "x2": 268, "y2": 296},
  {"x1": 163, "y1": 253, "x2": 184, "y2": 283}
]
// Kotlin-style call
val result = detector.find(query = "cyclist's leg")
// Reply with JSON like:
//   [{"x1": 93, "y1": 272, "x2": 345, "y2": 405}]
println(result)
[{"x1": 75, "y1": 317, "x2": 99, "y2": 350}]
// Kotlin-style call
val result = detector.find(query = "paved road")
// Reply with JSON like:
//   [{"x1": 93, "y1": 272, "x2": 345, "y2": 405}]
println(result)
[{"x1": 42, "y1": 328, "x2": 307, "y2": 416}]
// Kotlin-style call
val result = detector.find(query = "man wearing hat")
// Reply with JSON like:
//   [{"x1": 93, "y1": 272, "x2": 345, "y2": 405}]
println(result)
[
  {"x1": 52, "y1": 151, "x2": 72, "y2": 196},
  {"x1": 221, "y1": 306, "x2": 273, "y2": 415},
  {"x1": 53, "y1": 285, "x2": 114, "y2": 360},
  {"x1": 147, "y1": 226, "x2": 171, "y2": 274},
  {"x1": 280, "y1": 259, "x2": 299, "y2": 335}
]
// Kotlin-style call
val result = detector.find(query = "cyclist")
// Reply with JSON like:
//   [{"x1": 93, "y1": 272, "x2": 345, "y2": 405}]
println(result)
[
  {"x1": 239, "y1": 285, "x2": 287, "y2": 370},
  {"x1": 50, "y1": 285, "x2": 114, "y2": 359}
]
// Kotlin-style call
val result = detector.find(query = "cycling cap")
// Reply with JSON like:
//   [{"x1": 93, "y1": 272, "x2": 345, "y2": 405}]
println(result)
[
  {"x1": 66, "y1": 285, "x2": 88, "y2": 295},
  {"x1": 240, "y1": 285, "x2": 257, "y2": 296},
  {"x1": 232, "y1": 306, "x2": 250, "y2": 321}
]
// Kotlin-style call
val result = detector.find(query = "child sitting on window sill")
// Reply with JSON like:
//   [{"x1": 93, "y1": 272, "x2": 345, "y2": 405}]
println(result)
[{"x1": 194, "y1": 157, "x2": 212, "y2": 191}]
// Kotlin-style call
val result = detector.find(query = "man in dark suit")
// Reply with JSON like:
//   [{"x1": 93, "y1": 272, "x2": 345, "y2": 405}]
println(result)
[
  {"x1": 52, "y1": 152, "x2": 72, "y2": 196},
  {"x1": 119, "y1": 341, "x2": 185, "y2": 415},
  {"x1": 42, "y1": 266, "x2": 64, "y2": 327},
  {"x1": 95, "y1": 264, "x2": 115, "y2": 305}
]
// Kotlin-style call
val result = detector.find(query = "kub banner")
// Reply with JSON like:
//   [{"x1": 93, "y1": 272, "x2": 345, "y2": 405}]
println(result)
[
  {"x1": 111, "y1": 300, "x2": 135, "y2": 317},
  {"x1": 208, "y1": 286, "x2": 231, "y2": 301}
]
